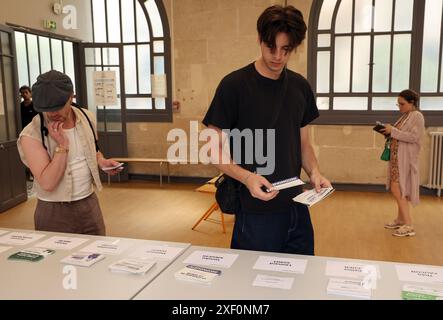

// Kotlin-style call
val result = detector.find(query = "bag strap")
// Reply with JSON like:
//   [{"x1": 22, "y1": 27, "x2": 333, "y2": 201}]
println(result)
[{"x1": 39, "y1": 103, "x2": 100, "y2": 152}]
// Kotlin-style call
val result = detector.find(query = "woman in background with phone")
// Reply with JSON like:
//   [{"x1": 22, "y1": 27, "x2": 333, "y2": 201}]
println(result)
[{"x1": 380, "y1": 90, "x2": 425, "y2": 237}]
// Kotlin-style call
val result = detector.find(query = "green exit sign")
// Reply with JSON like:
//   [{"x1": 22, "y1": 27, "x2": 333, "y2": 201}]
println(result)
[{"x1": 43, "y1": 20, "x2": 57, "y2": 30}]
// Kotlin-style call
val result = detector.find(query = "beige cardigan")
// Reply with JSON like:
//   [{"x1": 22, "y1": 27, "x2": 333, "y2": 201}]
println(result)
[
  {"x1": 17, "y1": 107, "x2": 103, "y2": 202},
  {"x1": 386, "y1": 111, "x2": 425, "y2": 206}
]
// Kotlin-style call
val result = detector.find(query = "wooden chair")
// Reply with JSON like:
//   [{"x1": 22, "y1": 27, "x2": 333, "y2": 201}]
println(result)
[{"x1": 192, "y1": 176, "x2": 226, "y2": 233}]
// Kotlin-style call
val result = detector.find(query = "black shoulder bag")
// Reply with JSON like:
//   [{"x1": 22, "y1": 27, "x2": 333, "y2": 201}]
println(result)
[{"x1": 215, "y1": 68, "x2": 288, "y2": 214}]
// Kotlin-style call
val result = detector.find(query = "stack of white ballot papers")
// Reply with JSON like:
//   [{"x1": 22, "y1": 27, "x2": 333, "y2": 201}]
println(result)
[
  {"x1": 327, "y1": 278, "x2": 372, "y2": 300},
  {"x1": 175, "y1": 265, "x2": 222, "y2": 285},
  {"x1": 108, "y1": 258, "x2": 156, "y2": 275},
  {"x1": 292, "y1": 187, "x2": 335, "y2": 207},
  {"x1": 267, "y1": 177, "x2": 305, "y2": 192},
  {"x1": 61, "y1": 252, "x2": 105, "y2": 267}
]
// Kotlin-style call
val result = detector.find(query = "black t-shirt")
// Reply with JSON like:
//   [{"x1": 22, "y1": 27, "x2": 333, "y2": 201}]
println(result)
[
  {"x1": 20, "y1": 101, "x2": 38, "y2": 128},
  {"x1": 203, "y1": 63, "x2": 319, "y2": 213}
]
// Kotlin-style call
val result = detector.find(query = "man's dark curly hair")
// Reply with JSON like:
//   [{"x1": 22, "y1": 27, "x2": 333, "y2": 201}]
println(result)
[{"x1": 257, "y1": 5, "x2": 307, "y2": 51}]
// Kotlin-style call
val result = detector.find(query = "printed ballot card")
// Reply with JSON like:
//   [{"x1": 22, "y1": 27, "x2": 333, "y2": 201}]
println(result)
[
  {"x1": 0, "y1": 246, "x2": 12, "y2": 254},
  {"x1": 36, "y1": 236, "x2": 88, "y2": 250},
  {"x1": 61, "y1": 252, "x2": 105, "y2": 267},
  {"x1": 81, "y1": 239, "x2": 133, "y2": 256},
  {"x1": 130, "y1": 244, "x2": 185, "y2": 261},
  {"x1": 253, "y1": 256, "x2": 307, "y2": 274},
  {"x1": 109, "y1": 258, "x2": 156, "y2": 275},
  {"x1": 402, "y1": 284, "x2": 443, "y2": 300},
  {"x1": 8, "y1": 247, "x2": 55, "y2": 262},
  {"x1": 396, "y1": 265, "x2": 443, "y2": 284},
  {"x1": 175, "y1": 265, "x2": 222, "y2": 285},
  {"x1": 293, "y1": 187, "x2": 334, "y2": 207},
  {"x1": 327, "y1": 278, "x2": 372, "y2": 300},
  {"x1": 252, "y1": 274, "x2": 295, "y2": 290},
  {"x1": 0, "y1": 232, "x2": 46, "y2": 246},
  {"x1": 183, "y1": 250, "x2": 239, "y2": 269}
]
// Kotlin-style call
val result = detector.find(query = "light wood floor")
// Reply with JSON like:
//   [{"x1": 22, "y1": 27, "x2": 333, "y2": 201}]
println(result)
[{"x1": 1, "y1": 181, "x2": 442, "y2": 266}]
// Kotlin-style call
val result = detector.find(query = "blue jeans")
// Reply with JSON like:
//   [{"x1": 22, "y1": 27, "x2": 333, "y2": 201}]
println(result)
[{"x1": 231, "y1": 203, "x2": 314, "y2": 255}]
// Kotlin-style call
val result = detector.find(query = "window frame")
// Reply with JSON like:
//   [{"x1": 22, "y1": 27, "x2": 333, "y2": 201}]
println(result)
[
  {"x1": 308, "y1": 0, "x2": 443, "y2": 126},
  {"x1": 90, "y1": 0, "x2": 172, "y2": 123},
  {"x1": 7, "y1": 23, "x2": 82, "y2": 103}
]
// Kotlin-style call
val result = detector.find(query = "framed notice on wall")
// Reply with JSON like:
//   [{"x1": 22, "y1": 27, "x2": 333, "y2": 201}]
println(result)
[
  {"x1": 151, "y1": 74, "x2": 167, "y2": 98},
  {"x1": 93, "y1": 71, "x2": 117, "y2": 106}
]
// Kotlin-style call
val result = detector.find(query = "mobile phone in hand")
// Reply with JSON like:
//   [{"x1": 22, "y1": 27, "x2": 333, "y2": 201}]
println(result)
[
  {"x1": 373, "y1": 121, "x2": 386, "y2": 134},
  {"x1": 102, "y1": 162, "x2": 124, "y2": 171}
]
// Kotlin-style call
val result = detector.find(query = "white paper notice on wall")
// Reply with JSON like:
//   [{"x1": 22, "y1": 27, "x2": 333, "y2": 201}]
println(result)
[
  {"x1": 93, "y1": 71, "x2": 117, "y2": 106},
  {"x1": 151, "y1": 74, "x2": 167, "y2": 98},
  {"x1": 0, "y1": 82, "x2": 4, "y2": 115}
]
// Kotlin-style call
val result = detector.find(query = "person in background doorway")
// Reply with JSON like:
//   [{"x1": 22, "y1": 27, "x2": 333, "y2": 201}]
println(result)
[
  {"x1": 19, "y1": 85, "x2": 37, "y2": 129},
  {"x1": 381, "y1": 89, "x2": 425, "y2": 237}
]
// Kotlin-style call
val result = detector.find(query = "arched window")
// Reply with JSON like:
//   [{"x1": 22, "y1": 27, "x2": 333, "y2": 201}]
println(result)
[
  {"x1": 90, "y1": 0, "x2": 171, "y2": 122},
  {"x1": 308, "y1": 0, "x2": 443, "y2": 125}
]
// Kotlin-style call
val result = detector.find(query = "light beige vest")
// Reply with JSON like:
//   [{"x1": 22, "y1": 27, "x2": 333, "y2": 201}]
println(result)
[{"x1": 17, "y1": 107, "x2": 103, "y2": 202}]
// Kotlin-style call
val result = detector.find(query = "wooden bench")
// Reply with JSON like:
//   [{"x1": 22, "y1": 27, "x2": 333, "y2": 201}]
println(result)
[{"x1": 109, "y1": 158, "x2": 171, "y2": 186}]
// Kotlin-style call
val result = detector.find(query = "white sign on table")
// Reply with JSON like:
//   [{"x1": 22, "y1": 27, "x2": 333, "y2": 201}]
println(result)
[
  {"x1": 252, "y1": 274, "x2": 295, "y2": 290},
  {"x1": 35, "y1": 236, "x2": 88, "y2": 250},
  {"x1": 396, "y1": 265, "x2": 443, "y2": 284},
  {"x1": 253, "y1": 256, "x2": 307, "y2": 274},
  {"x1": 0, "y1": 232, "x2": 46, "y2": 246},
  {"x1": 183, "y1": 251, "x2": 239, "y2": 269},
  {"x1": 80, "y1": 239, "x2": 133, "y2": 256},
  {"x1": 326, "y1": 261, "x2": 380, "y2": 279},
  {"x1": 130, "y1": 244, "x2": 185, "y2": 261}
]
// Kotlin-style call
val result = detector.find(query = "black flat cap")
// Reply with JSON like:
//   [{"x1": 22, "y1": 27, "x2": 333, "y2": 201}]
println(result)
[{"x1": 32, "y1": 70, "x2": 73, "y2": 112}]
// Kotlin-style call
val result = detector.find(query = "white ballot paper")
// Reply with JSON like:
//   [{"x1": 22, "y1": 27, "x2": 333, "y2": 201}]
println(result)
[
  {"x1": 268, "y1": 177, "x2": 305, "y2": 192},
  {"x1": 253, "y1": 274, "x2": 294, "y2": 290},
  {"x1": 80, "y1": 239, "x2": 133, "y2": 256},
  {"x1": 0, "y1": 232, "x2": 45, "y2": 246},
  {"x1": 326, "y1": 261, "x2": 380, "y2": 289},
  {"x1": 109, "y1": 258, "x2": 156, "y2": 275},
  {"x1": 36, "y1": 236, "x2": 88, "y2": 250},
  {"x1": 0, "y1": 246, "x2": 12, "y2": 254},
  {"x1": 396, "y1": 265, "x2": 443, "y2": 284},
  {"x1": 130, "y1": 244, "x2": 185, "y2": 261},
  {"x1": 253, "y1": 256, "x2": 307, "y2": 274},
  {"x1": 183, "y1": 250, "x2": 239, "y2": 269},
  {"x1": 0, "y1": 230, "x2": 9, "y2": 236},
  {"x1": 327, "y1": 278, "x2": 372, "y2": 300},
  {"x1": 293, "y1": 187, "x2": 334, "y2": 207}
]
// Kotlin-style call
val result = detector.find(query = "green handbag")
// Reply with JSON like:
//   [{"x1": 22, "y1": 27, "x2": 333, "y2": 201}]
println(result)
[{"x1": 380, "y1": 138, "x2": 391, "y2": 161}]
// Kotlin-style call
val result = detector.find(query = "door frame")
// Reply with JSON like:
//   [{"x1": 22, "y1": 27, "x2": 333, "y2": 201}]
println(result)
[{"x1": 78, "y1": 43, "x2": 129, "y2": 181}]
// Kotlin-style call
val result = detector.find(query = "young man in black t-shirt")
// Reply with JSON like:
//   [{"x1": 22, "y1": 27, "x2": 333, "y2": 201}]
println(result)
[{"x1": 203, "y1": 5, "x2": 331, "y2": 255}]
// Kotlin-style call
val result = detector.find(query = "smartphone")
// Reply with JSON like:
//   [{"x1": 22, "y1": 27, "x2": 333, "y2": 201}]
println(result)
[
  {"x1": 373, "y1": 121, "x2": 386, "y2": 134},
  {"x1": 102, "y1": 162, "x2": 124, "y2": 171}
]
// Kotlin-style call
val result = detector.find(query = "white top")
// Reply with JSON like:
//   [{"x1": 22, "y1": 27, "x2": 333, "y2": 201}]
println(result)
[{"x1": 39, "y1": 127, "x2": 93, "y2": 202}]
